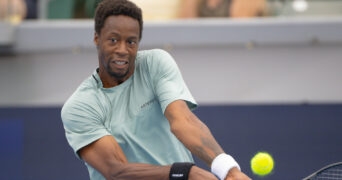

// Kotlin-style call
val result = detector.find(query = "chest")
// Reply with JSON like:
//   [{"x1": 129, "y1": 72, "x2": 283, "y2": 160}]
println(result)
[{"x1": 99, "y1": 80, "x2": 167, "y2": 140}]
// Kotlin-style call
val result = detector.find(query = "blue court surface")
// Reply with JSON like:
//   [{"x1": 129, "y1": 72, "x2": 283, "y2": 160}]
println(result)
[{"x1": 0, "y1": 104, "x2": 341, "y2": 179}]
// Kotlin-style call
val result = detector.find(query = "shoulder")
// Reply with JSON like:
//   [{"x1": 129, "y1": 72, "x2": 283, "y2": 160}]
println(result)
[
  {"x1": 138, "y1": 48, "x2": 170, "y2": 57},
  {"x1": 61, "y1": 77, "x2": 103, "y2": 120},
  {"x1": 137, "y1": 49, "x2": 174, "y2": 62},
  {"x1": 136, "y1": 49, "x2": 176, "y2": 69}
]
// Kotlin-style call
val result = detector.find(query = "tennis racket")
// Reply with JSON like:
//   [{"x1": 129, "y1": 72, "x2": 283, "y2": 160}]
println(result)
[{"x1": 302, "y1": 162, "x2": 342, "y2": 180}]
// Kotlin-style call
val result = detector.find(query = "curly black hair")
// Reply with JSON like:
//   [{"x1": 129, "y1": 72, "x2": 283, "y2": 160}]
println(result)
[{"x1": 94, "y1": 0, "x2": 143, "y2": 40}]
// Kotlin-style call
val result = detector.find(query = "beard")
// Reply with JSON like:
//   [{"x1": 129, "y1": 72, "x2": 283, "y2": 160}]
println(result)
[
  {"x1": 98, "y1": 50, "x2": 134, "y2": 82},
  {"x1": 106, "y1": 61, "x2": 129, "y2": 79},
  {"x1": 100, "y1": 54, "x2": 130, "y2": 80}
]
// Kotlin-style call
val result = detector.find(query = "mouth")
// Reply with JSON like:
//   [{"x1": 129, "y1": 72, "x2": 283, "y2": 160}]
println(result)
[
  {"x1": 110, "y1": 60, "x2": 129, "y2": 69},
  {"x1": 113, "y1": 60, "x2": 128, "y2": 65}
]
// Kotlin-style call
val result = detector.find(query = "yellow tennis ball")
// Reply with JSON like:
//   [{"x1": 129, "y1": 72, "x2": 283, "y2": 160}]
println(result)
[{"x1": 251, "y1": 152, "x2": 274, "y2": 176}]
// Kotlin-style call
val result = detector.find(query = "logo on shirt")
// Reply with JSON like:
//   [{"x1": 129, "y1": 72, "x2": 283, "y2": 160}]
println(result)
[{"x1": 140, "y1": 98, "x2": 156, "y2": 109}]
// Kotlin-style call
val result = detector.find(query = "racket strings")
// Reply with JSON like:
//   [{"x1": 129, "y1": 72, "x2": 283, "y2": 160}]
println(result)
[{"x1": 314, "y1": 164, "x2": 342, "y2": 180}]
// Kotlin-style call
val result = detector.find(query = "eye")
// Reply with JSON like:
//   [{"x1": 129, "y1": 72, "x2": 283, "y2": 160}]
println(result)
[
  {"x1": 110, "y1": 38, "x2": 117, "y2": 43},
  {"x1": 128, "y1": 40, "x2": 137, "y2": 46}
]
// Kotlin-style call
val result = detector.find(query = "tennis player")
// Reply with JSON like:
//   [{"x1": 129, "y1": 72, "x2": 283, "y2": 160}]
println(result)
[{"x1": 61, "y1": 0, "x2": 251, "y2": 179}]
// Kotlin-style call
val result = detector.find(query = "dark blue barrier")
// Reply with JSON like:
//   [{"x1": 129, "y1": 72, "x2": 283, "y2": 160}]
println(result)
[
  {"x1": 193, "y1": 104, "x2": 342, "y2": 179},
  {"x1": 0, "y1": 119, "x2": 23, "y2": 180},
  {"x1": 0, "y1": 107, "x2": 88, "y2": 180},
  {"x1": 0, "y1": 104, "x2": 341, "y2": 180}
]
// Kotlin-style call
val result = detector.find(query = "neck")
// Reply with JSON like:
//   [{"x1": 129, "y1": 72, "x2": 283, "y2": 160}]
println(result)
[{"x1": 98, "y1": 69, "x2": 127, "y2": 88}]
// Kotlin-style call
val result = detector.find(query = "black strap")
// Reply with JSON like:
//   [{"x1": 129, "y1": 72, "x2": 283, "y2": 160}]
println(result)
[{"x1": 169, "y1": 162, "x2": 195, "y2": 180}]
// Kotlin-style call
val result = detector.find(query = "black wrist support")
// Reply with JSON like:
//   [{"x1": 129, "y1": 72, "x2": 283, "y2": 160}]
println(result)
[{"x1": 169, "y1": 162, "x2": 195, "y2": 180}]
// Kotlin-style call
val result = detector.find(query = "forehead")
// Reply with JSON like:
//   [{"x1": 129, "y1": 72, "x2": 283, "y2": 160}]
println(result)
[{"x1": 101, "y1": 15, "x2": 140, "y2": 37}]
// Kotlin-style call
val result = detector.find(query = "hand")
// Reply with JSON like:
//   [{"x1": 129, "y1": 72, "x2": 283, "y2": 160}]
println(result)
[
  {"x1": 189, "y1": 166, "x2": 218, "y2": 180},
  {"x1": 225, "y1": 167, "x2": 252, "y2": 180}
]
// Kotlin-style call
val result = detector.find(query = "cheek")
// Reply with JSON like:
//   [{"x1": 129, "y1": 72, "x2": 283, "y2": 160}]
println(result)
[
  {"x1": 99, "y1": 47, "x2": 111, "y2": 59},
  {"x1": 129, "y1": 54, "x2": 136, "y2": 68},
  {"x1": 98, "y1": 49, "x2": 110, "y2": 66},
  {"x1": 129, "y1": 53, "x2": 137, "y2": 63}
]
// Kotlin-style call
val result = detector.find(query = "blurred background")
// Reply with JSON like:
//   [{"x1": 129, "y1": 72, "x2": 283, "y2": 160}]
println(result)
[
  {"x1": 1, "y1": 0, "x2": 342, "y2": 180},
  {"x1": 1, "y1": 0, "x2": 342, "y2": 21}
]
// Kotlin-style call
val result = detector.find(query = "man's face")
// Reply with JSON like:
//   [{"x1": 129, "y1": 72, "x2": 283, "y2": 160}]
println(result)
[{"x1": 95, "y1": 15, "x2": 140, "y2": 85}]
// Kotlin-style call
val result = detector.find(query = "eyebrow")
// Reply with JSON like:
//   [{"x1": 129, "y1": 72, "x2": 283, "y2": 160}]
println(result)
[{"x1": 108, "y1": 32, "x2": 139, "y2": 39}]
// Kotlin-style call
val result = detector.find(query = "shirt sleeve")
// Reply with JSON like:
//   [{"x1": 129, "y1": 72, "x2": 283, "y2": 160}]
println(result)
[
  {"x1": 148, "y1": 49, "x2": 197, "y2": 113},
  {"x1": 61, "y1": 96, "x2": 110, "y2": 159}
]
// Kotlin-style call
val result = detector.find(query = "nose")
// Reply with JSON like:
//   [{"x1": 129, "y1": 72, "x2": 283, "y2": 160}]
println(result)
[{"x1": 116, "y1": 41, "x2": 129, "y2": 55}]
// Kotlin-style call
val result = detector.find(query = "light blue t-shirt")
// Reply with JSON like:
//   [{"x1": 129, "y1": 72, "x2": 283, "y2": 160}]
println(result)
[{"x1": 61, "y1": 49, "x2": 197, "y2": 180}]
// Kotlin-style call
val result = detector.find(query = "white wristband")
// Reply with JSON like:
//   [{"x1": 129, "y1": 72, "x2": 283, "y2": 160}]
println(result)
[{"x1": 211, "y1": 153, "x2": 241, "y2": 180}]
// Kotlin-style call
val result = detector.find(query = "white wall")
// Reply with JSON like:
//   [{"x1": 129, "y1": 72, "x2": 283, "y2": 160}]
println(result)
[{"x1": 1, "y1": 17, "x2": 342, "y2": 106}]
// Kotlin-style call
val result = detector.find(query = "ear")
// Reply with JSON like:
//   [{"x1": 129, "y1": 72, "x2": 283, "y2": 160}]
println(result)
[{"x1": 94, "y1": 32, "x2": 99, "y2": 48}]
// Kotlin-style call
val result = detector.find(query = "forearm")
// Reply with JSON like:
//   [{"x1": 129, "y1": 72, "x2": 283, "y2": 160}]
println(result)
[
  {"x1": 104, "y1": 163, "x2": 170, "y2": 180},
  {"x1": 165, "y1": 101, "x2": 251, "y2": 180},
  {"x1": 104, "y1": 162, "x2": 217, "y2": 180},
  {"x1": 171, "y1": 112, "x2": 224, "y2": 166},
  {"x1": 79, "y1": 136, "x2": 170, "y2": 180},
  {"x1": 171, "y1": 118, "x2": 248, "y2": 180}
]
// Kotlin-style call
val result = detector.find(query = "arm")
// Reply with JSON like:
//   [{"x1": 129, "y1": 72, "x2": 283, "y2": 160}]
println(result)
[
  {"x1": 230, "y1": 0, "x2": 268, "y2": 18},
  {"x1": 78, "y1": 135, "x2": 169, "y2": 180},
  {"x1": 165, "y1": 100, "x2": 251, "y2": 180},
  {"x1": 179, "y1": 0, "x2": 200, "y2": 18},
  {"x1": 78, "y1": 135, "x2": 218, "y2": 180}
]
